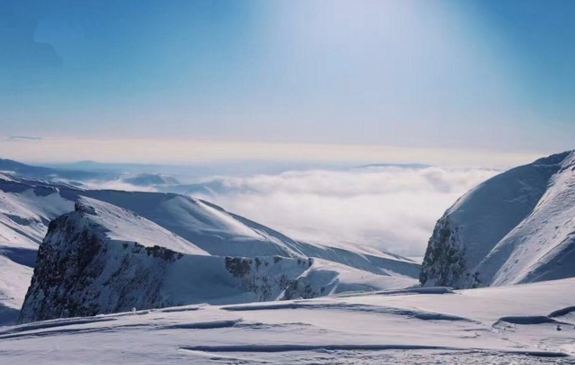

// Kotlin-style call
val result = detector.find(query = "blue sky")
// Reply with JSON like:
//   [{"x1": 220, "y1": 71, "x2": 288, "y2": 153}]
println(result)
[{"x1": 1, "y1": 0, "x2": 574, "y2": 164}]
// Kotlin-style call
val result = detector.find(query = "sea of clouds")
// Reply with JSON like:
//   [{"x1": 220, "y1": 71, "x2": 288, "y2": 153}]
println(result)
[
  {"x1": 80, "y1": 164, "x2": 498, "y2": 258},
  {"x1": 190, "y1": 165, "x2": 499, "y2": 258}
]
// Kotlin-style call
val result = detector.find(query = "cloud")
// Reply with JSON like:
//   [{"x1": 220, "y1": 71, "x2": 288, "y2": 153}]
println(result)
[
  {"x1": 7, "y1": 136, "x2": 42, "y2": 141},
  {"x1": 192, "y1": 166, "x2": 499, "y2": 257},
  {"x1": 46, "y1": 164, "x2": 500, "y2": 257},
  {"x1": 63, "y1": 179, "x2": 158, "y2": 193}
]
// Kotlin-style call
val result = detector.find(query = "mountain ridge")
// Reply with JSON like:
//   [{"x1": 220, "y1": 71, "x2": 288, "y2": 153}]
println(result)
[
  {"x1": 420, "y1": 150, "x2": 575, "y2": 288},
  {"x1": 19, "y1": 197, "x2": 415, "y2": 323},
  {"x1": 0, "y1": 163, "x2": 419, "y2": 324}
]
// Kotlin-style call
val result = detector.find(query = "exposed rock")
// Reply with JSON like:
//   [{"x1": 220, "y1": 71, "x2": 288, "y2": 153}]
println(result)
[{"x1": 18, "y1": 199, "x2": 320, "y2": 322}]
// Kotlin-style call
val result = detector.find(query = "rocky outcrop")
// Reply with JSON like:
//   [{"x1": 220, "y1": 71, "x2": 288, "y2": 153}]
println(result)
[
  {"x1": 224, "y1": 256, "x2": 313, "y2": 302},
  {"x1": 419, "y1": 216, "x2": 467, "y2": 287},
  {"x1": 18, "y1": 199, "x2": 320, "y2": 323},
  {"x1": 19, "y1": 208, "x2": 185, "y2": 322}
]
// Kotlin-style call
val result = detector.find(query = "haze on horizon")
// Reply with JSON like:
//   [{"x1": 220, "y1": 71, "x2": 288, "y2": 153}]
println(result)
[{"x1": 1, "y1": 0, "x2": 574, "y2": 166}]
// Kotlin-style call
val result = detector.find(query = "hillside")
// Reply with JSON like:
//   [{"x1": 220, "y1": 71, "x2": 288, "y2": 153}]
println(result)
[
  {"x1": 19, "y1": 198, "x2": 414, "y2": 322},
  {"x1": 0, "y1": 170, "x2": 419, "y2": 324},
  {"x1": 420, "y1": 151, "x2": 575, "y2": 288}
]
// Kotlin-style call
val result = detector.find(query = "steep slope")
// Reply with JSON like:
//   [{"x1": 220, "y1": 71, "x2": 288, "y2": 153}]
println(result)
[
  {"x1": 0, "y1": 175, "x2": 76, "y2": 324},
  {"x1": 0, "y1": 255, "x2": 31, "y2": 323},
  {"x1": 84, "y1": 192, "x2": 419, "y2": 280},
  {"x1": 84, "y1": 191, "x2": 305, "y2": 258},
  {"x1": 420, "y1": 151, "x2": 575, "y2": 288},
  {"x1": 19, "y1": 198, "x2": 413, "y2": 323}
]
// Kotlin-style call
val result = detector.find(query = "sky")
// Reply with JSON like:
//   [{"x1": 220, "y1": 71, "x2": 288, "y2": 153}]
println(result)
[{"x1": 1, "y1": 0, "x2": 575, "y2": 165}]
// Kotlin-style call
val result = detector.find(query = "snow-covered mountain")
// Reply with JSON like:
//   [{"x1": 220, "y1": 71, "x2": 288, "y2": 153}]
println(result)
[
  {"x1": 0, "y1": 158, "x2": 113, "y2": 183},
  {"x1": 0, "y1": 169, "x2": 419, "y2": 325},
  {"x1": 420, "y1": 151, "x2": 575, "y2": 289},
  {"x1": 20, "y1": 198, "x2": 297, "y2": 322},
  {"x1": 120, "y1": 173, "x2": 180, "y2": 187}
]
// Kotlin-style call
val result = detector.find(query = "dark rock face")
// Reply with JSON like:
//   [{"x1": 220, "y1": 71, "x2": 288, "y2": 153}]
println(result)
[
  {"x1": 419, "y1": 216, "x2": 466, "y2": 288},
  {"x1": 18, "y1": 208, "x2": 321, "y2": 323},
  {"x1": 282, "y1": 278, "x2": 325, "y2": 300},
  {"x1": 225, "y1": 257, "x2": 253, "y2": 278},
  {"x1": 18, "y1": 212, "x2": 180, "y2": 323},
  {"x1": 224, "y1": 256, "x2": 313, "y2": 302}
]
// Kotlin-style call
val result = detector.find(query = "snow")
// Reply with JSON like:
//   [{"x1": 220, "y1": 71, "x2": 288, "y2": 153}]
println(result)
[
  {"x1": 0, "y1": 255, "x2": 32, "y2": 323},
  {"x1": 2, "y1": 279, "x2": 575, "y2": 364},
  {"x1": 16, "y1": 192, "x2": 420, "y2": 323},
  {"x1": 292, "y1": 258, "x2": 416, "y2": 296},
  {"x1": 20, "y1": 203, "x2": 417, "y2": 322},
  {"x1": 0, "y1": 188, "x2": 71, "y2": 250},
  {"x1": 481, "y1": 153, "x2": 575, "y2": 286},
  {"x1": 1, "y1": 154, "x2": 575, "y2": 363},
  {"x1": 73, "y1": 197, "x2": 209, "y2": 256},
  {"x1": 4, "y1": 153, "x2": 575, "y2": 363},
  {"x1": 422, "y1": 151, "x2": 575, "y2": 288},
  {"x1": 0, "y1": 174, "x2": 420, "y2": 325}
]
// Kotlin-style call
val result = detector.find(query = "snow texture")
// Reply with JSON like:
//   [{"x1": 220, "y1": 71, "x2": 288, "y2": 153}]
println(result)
[
  {"x1": 3, "y1": 278, "x2": 575, "y2": 364},
  {"x1": 421, "y1": 151, "x2": 575, "y2": 289}
]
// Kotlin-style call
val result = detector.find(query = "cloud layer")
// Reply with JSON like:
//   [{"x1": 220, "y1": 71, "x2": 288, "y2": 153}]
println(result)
[{"x1": 193, "y1": 166, "x2": 499, "y2": 257}]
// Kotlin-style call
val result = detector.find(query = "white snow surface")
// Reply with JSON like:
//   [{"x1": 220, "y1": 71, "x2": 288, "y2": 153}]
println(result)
[
  {"x1": 422, "y1": 151, "x2": 575, "y2": 288},
  {"x1": 2, "y1": 279, "x2": 575, "y2": 364},
  {"x1": 482, "y1": 152, "x2": 575, "y2": 285},
  {"x1": 73, "y1": 197, "x2": 208, "y2": 256}
]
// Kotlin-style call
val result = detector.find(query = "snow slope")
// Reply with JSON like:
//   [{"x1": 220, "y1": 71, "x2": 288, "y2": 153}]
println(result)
[
  {"x1": 19, "y1": 198, "x2": 414, "y2": 323},
  {"x1": 0, "y1": 172, "x2": 419, "y2": 324},
  {"x1": 421, "y1": 151, "x2": 575, "y2": 288},
  {"x1": 82, "y1": 192, "x2": 418, "y2": 278},
  {"x1": 3, "y1": 279, "x2": 575, "y2": 364}
]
